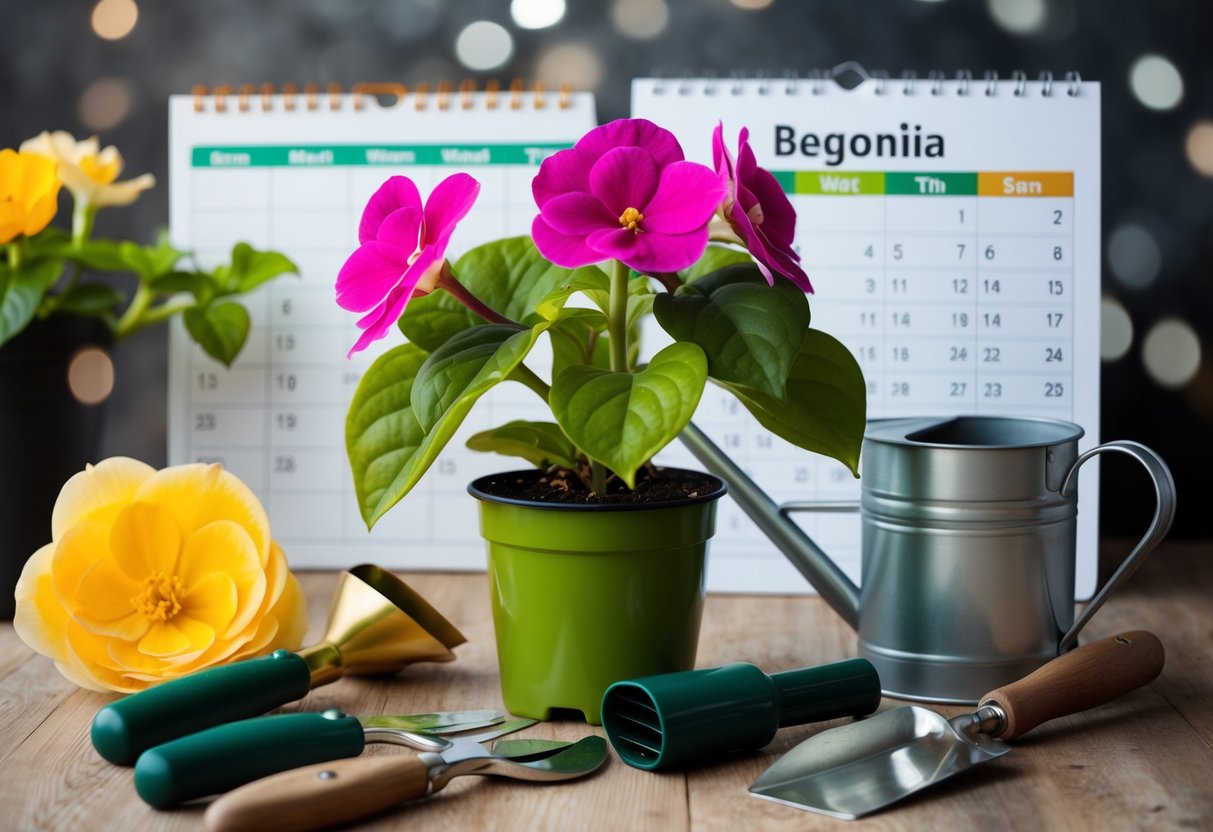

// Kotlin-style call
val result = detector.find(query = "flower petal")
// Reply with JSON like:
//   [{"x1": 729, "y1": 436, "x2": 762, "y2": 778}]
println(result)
[
  {"x1": 576, "y1": 118, "x2": 685, "y2": 169},
  {"x1": 588, "y1": 147, "x2": 659, "y2": 215},
  {"x1": 13, "y1": 543, "x2": 69, "y2": 663},
  {"x1": 345, "y1": 260, "x2": 427, "y2": 358},
  {"x1": 359, "y1": 176, "x2": 421, "y2": 244},
  {"x1": 737, "y1": 138, "x2": 796, "y2": 248},
  {"x1": 335, "y1": 240, "x2": 409, "y2": 313},
  {"x1": 51, "y1": 457, "x2": 156, "y2": 541},
  {"x1": 261, "y1": 570, "x2": 308, "y2": 654},
  {"x1": 532, "y1": 146, "x2": 595, "y2": 207},
  {"x1": 51, "y1": 520, "x2": 112, "y2": 608},
  {"x1": 588, "y1": 226, "x2": 711, "y2": 274},
  {"x1": 75, "y1": 610, "x2": 151, "y2": 641},
  {"x1": 640, "y1": 162, "x2": 727, "y2": 235},
  {"x1": 109, "y1": 501, "x2": 183, "y2": 580},
  {"x1": 89, "y1": 174, "x2": 156, "y2": 208},
  {"x1": 179, "y1": 519, "x2": 262, "y2": 636},
  {"x1": 531, "y1": 214, "x2": 604, "y2": 268},
  {"x1": 74, "y1": 557, "x2": 141, "y2": 622},
  {"x1": 539, "y1": 192, "x2": 616, "y2": 236},
  {"x1": 139, "y1": 618, "x2": 214, "y2": 658},
  {"x1": 134, "y1": 463, "x2": 272, "y2": 567},
  {"x1": 422, "y1": 173, "x2": 479, "y2": 246},
  {"x1": 182, "y1": 571, "x2": 239, "y2": 634}
]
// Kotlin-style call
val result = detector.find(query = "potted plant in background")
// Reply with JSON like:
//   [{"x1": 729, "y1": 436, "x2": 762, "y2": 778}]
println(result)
[
  {"x1": 337, "y1": 118, "x2": 866, "y2": 724},
  {"x1": 0, "y1": 132, "x2": 297, "y2": 619}
]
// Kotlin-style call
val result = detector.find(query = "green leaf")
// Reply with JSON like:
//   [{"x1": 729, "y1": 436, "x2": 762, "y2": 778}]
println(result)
[
  {"x1": 535, "y1": 266, "x2": 611, "y2": 319},
  {"x1": 720, "y1": 329, "x2": 867, "y2": 476},
  {"x1": 0, "y1": 259, "x2": 62, "y2": 347},
  {"x1": 681, "y1": 245, "x2": 753, "y2": 282},
  {"x1": 27, "y1": 227, "x2": 72, "y2": 259},
  {"x1": 551, "y1": 342, "x2": 708, "y2": 488},
  {"x1": 401, "y1": 237, "x2": 588, "y2": 351},
  {"x1": 222, "y1": 242, "x2": 298, "y2": 294},
  {"x1": 66, "y1": 239, "x2": 128, "y2": 271},
  {"x1": 120, "y1": 235, "x2": 186, "y2": 280},
  {"x1": 55, "y1": 283, "x2": 124, "y2": 318},
  {"x1": 411, "y1": 323, "x2": 548, "y2": 433},
  {"x1": 653, "y1": 263, "x2": 810, "y2": 399},
  {"x1": 465, "y1": 420, "x2": 580, "y2": 470},
  {"x1": 149, "y1": 270, "x2": 217, "y2": 302},
  {"x1": 183, "y1": 302, "x2": 251, "y2": 367}
]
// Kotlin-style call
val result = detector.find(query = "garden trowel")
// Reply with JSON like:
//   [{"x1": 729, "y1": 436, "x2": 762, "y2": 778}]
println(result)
[
  {"x1": 749, "y1": 631, "x2": 1164, "y2": 819},
  {"x1": 93, "y1": 564, "x2": 467, "y2": 764}
]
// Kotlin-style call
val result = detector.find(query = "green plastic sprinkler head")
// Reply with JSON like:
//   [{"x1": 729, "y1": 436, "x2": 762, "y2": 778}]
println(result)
[{"x1": 601, "y1": 658, "x2": 880, "y2": 771}]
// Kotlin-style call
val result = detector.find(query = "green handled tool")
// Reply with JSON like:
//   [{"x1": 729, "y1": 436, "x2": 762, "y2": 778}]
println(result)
[
  {"x1": 92, "y1": 565, "x2": 466, "y2": 764},
  {"x1": 601, "y1": 658, "x2": 881, "y2": 770},
  {"x1": 133, "y1": 709, "x2": 518, "y2": 808}
]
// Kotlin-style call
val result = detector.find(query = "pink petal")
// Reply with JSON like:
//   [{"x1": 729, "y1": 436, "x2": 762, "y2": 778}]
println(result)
[
  {"x1": 532, "y1": 147, "x2": 594, "y2": 207},
  {"x1": 359, "y1": 176, "x2": 421, "y2": 244},
  {"x1": 345, "y1": 255, "x2": 429, "y2": 358},
  {"x1": 540, "y1": 192, "x2": 616, "y2": 236},
  {"x1": 577, "y1": 118, "x2": 685, "y2": 169},
  {"x1": 712, "y1": 122, "x2": 736, "y2": 182},
  {"x1": 374, "y1": 205, "x2": 423, "y2": 249},
  {"x1": 335, "y1": 242, "x2": 408, "y2": 313},
  {"x1": 737, "y1": 140, "x2": 796, "y2": 248},
  {"x1": 588, "y1": 226, "x2": 711, "y2": 273},
  {"x1": 641, "y1": 162, "x2": 727, "y2": 235},
  {"x1": 588, "y1": 147, "x2": 659, "y2": 215},
  {"x1": 761, "y1": 241, "x2": 813, "y2": 292},
  {"x1": 531, "y1": 214, "x2": 603, "y2": 268},
  {"x1": 422, "y1": 173, "x2": 479, "y2": 246}
]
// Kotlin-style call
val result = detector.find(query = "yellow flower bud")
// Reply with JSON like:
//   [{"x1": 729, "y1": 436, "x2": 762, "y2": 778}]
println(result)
[{"x1": 0, "y1": 149, "x2": 61, "y2": 244}]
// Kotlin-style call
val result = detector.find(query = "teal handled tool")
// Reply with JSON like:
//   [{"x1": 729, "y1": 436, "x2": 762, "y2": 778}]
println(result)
[
  {"x1": 134, "y1": 710, "x2": 525, "y2": 808},
  {"x1": 601, "y1": 658, "x2": 880, "y2": 771},
  {"x1": 92, "y1": 564, "x2": 467, "y2": 765}
]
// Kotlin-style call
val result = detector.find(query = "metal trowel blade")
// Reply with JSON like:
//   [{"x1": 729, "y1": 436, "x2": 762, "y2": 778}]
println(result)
[{"x1": 748, "y1": 706, "x2": 1010, "y2": 820}]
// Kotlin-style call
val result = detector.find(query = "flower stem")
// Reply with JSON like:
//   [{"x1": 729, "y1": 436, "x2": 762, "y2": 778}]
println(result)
[
  {"x1": 608, "y1": 259, "x2": 629, "y2": 372},
  {"x1": 589, "y1": 460, "x2": 608, "y2": 496},
  {"x1": 73, "y1": 201, "x2": 97, "y2": 246},
  {"x1": 114, "y1": 282, "x2": 153, "y2": 340},
  {"x1": 510, "y1": 362, "x2": 550, "y2": 402},
  {"x1": 437, "y1": 267, "x2": 521, "y2": 326},
  {"x1": 6, "y1": 242, "x2": 23, "y2": 270},
  {"x1": 650, "y1": 271, "x2": 682, "y2": 294}
]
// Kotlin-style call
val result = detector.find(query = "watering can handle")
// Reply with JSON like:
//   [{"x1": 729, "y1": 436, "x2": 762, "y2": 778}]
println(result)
[{"x1": 1057, "y1": 441, "x2": 1176, "y2": 652}]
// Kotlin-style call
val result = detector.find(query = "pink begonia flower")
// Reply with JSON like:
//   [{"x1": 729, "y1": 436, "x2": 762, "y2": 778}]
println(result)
[
  {"x1": 531, "y1": 118, "x2": 726, "y2": 273},
  {"x1": 336, "y1": 173, "x2": 479, "y2": 356},
  {"x1": 713, "y1": 123, "x2": 812, "y2": 293}
]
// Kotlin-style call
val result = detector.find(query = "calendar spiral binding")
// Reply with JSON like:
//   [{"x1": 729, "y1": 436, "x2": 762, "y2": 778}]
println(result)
[
  {"x1": 649, "y1": 64, "x2": 1084, "y2": 98},
  {"x1": 189, "y1": 79, "x2": 576, "y2": 114}
]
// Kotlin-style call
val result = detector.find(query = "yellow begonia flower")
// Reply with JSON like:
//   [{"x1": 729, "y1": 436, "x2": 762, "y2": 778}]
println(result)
[
  {"x1": 0, "y1": 148, "x2": 61, "y2": 244},
  {"x1": 14, "y1": 457, "x2": 309, "y2": 693},
  {"x1": 19, "y1": 130, "x2": 155, "y2": 209}
]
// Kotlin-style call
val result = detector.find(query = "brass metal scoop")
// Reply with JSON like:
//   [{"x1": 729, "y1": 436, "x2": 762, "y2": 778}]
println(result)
[{"x1": 92, "y1": 564, "x2": 467, "y2": 765}]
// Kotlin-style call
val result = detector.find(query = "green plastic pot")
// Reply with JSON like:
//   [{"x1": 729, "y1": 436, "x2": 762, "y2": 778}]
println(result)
[{"x1": 469, "y1": 469, "x2": 727, "y2": 725}]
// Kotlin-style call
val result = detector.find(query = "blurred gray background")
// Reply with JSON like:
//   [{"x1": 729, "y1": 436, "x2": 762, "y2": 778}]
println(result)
[{"x1": 1, "y1": 0, "x2": 1208, "y2": 539}]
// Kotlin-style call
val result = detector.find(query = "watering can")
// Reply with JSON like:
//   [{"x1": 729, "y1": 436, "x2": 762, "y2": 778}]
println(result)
[{"x1": 680, "y1": 416, "x2": 1175, "y2": 703}]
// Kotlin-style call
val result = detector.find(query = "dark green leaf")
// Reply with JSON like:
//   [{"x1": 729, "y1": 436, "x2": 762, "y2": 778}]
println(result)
[
  {"x1": 55, "y1": 283, "x2": 124, "y2": 317},
  {"x1": 680, "y1": 245, "x2": 753, "y2": 282},
  {"x1": 550, "y1": 342, "x2": 708, "y2": 488},
  {"x1": 410, "y1": 323, "x2": 548, "y2": 433},
  {"x1": 183, "y1": 302, "x2": 251, "y2": 367},
  {"x1": 66, "y1": 239, "x2": 128, "y2": 272},
  {"x1": 720, "y1": 329, "x2": 866, "y2": 476},
  {"x1": 465, "y1": 420, "x2": 580, "y2": 470},
  {"x1": 654, "y1": 263, "x2": 810, "y2": 399},
  {"x1": 0, "y1": 259, "x2": 62, "y2": 347}
]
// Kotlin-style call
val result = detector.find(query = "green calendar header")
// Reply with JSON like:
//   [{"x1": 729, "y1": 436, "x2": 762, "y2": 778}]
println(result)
[
  {"x1": 771, "y1": 171, "x2": 1069, "y2": 197},
  {"x1": 191, "y1": 143, "x2": 571, "y2": 167}
]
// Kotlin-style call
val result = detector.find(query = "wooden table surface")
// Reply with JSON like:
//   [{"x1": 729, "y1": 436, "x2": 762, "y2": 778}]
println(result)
[{"x1": 1, "y1": 540, "x2": 1210, "y2": 831}]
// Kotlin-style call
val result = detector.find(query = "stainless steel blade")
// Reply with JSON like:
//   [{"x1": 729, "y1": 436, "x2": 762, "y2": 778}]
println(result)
[
  {"x1": 359, "y1": 709, "x2": 505, "y2": 733},
  {"x1": 748, "y1": 706, "x2": 1010, "y2": 820}
]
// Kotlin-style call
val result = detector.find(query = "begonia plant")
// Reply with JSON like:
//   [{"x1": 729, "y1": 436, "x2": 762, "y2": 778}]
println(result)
[
  {"x1": 0, "y1": 131, "x2": 296, "y2": 364},
  {"x1": 338, "y1": 118, "x2": 867, "y2": 526}
]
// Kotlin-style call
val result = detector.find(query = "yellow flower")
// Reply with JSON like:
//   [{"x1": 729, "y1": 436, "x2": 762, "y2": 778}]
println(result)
[
  {"x1": 14, "y1": 458, "x2": 308, "y2": 693},
  {"x1": 19, "y1": 130, "x2": 155, "y2": 209},
  {"x1": 0, "y1": 148, "x2": 61, "y2": 244}
]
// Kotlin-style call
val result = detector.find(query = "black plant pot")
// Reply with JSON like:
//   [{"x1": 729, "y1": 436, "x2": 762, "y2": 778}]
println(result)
[{"x1": 0, "y1": 318, "x2": 110, "y2": 620}]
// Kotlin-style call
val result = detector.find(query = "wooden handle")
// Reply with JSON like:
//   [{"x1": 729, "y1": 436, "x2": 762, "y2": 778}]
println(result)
[
  {"x1": 981, "y1": 630, "x2": 1165, "y2": 741},
  {"x1": 203, "y1": 755, "x2": 430, "y2": 832}
]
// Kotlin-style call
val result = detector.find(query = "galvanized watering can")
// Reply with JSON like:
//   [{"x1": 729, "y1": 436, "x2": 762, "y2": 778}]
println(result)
[{"x1": 681, "y1": 416, "x2": 1176, "y2": 703}]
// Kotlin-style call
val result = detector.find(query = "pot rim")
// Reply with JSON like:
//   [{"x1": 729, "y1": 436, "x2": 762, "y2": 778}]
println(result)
[{"x1": 467, "y1": 467, "x2": 727, "y2": 512}]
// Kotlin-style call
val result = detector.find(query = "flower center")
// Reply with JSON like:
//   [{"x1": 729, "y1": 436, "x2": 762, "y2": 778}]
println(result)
[
  {"x1": 132, "y1": 572, "x2": 185, "y2": 622},
  {"x1": 80, "y1": 154, "x2": 121, "y2": 185},
  {"x1": 618, "y1": 207, "x2": 644, "y2": 232}
]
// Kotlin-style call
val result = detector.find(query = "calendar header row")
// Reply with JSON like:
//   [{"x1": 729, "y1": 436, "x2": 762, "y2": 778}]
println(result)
[
  {"x1": 191, "y1": 143, "x2": 571, "y2": 168},
  {"x1": 772, "y1": 171, "x2": 1073, "y2": 197}
]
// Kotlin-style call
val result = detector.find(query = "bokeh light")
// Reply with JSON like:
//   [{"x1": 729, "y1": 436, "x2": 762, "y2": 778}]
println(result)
[
  {"x1": 1184, "y1": 120, "x2": 1213, "y2": 177},
  {"x1": 987, "y1": 0, "x2": 1046, "y2": 35},
  {"x1": 511, "y1": 0, "x2": 567, "y2": 29},
  {"x1": 1107, "y1": 223, "x2": 1162, "y2": 290},
  {"x1": 77, "y1": 77, "x2": 133, "y2": 131},
  {"x1": 611, "y1": 0, "x2": 670, "y2": 40},
  {"x1": 535, "y1": 42, "x2": 604, "y2": 91},
  {"x1": 730, "y1": 0, "x2": 775, "y2": 9},
  {"x1": 1142, "y1": 318, "x2": 1201, "y2": 389},
  {"x1": 1101, "y1": 297, "x2": 1134, "y2": 362},
  {"x1": 91, "y1": 0, "x2": 138, "y2": 41},
  {"x1": 1129, "y1": 54, "x2": 1183, "y2": 111},
  {"x1": 68, "y1": 347, "x2": 115, "y2": 405},
  {"x1": 454, "y1": 21, "x2": 514, "y2": 72}
]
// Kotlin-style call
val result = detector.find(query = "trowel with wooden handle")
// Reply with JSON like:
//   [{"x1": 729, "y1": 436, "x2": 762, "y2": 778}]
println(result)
[{"x1": 749, "y1": 631, "x2": 1164, "y2": 819}]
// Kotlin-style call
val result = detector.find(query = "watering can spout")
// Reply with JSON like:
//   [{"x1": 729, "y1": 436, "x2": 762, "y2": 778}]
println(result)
[{"x1": 680, "y1": 423, "x2": 861, "y2": 629}]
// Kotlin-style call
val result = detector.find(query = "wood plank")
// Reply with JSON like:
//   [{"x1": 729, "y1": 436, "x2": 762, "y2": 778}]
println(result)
[
  {"x1": 0, "y1": 624, "x2": 34, "y2": 682},
  {"x1": 0, "y1": 646, "x2": 77, "y2": 765}
]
